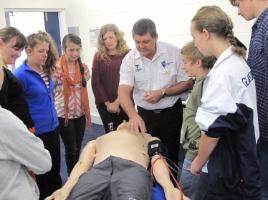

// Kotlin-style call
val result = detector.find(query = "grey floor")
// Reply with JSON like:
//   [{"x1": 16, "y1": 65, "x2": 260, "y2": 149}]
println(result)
[{"x1": 60, "y1": 123, "x2": 105, "y2": 183}]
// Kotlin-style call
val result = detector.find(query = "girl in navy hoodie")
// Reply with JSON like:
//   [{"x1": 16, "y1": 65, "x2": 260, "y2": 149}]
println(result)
[{"x1": 190, "y1": 6, "x2": 261, "y2": 200}]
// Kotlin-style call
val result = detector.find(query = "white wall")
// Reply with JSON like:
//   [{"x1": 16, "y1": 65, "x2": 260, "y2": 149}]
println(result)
[
  {"x1": 63, "y1": 0, "x2": 254, "y2": 48},
  {"x1": 0, "y1": 0, "x2": 65, "y2": 26},
  {"x1": 0, "y1": 0, "x2": 254, "y2": 124},
  {"x1": 63, "y1": 0, "x2": 254, "y2": 124}
]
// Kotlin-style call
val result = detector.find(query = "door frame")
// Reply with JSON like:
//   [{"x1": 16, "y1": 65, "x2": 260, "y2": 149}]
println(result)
[{"x1": 4, "y1": 8, "x2": 66, "y2": 48}]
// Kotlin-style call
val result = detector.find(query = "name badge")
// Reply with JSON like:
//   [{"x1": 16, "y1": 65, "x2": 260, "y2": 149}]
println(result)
[
  {"x1": 134, "y1": 64, "x2": 143, "y2": 72},
  {"x1": 161, "y1": 60, "x2": 173, "y2": 75}
]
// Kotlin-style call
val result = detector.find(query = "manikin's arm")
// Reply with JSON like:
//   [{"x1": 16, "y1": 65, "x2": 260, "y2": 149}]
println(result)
[
  {"x1": 191, "y1": 131, "x2": 219, "y2": 175},
  {"x1": 45, "y1": 140, "x2": 97, "y2": 200},
  {"x1": 151, "y1": 155, "x2": 189, "y2": 200},
  {"x1": 146, "y1": 135, "x2": 189, "y2": 200}
]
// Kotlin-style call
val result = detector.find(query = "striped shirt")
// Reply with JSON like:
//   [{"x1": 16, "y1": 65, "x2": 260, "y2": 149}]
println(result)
[
  {"x1": 52, "y1": 63, "x2": 90, "y2": 119},
  {"x1": 247, "y1": 7, "x2": 268, "y2": 139},
  {"x1": 40, "y1": 72, "x2": 50, "y2": 90}
]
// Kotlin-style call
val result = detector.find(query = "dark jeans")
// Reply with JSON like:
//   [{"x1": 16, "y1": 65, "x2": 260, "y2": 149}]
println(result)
[
  {"x1": 138, "y1": 98, "x2": 183, "y2": 177},
  {"x1": 180, "y1": 159, "x2": 208, "y2": 200},
  {"x1": 194, "y1": 172, "x2": 209, "y2": 200},
  {"x1": 59, "y1": 115, "x2": 86, "y2": 175},
  {"x1": 97, "y1": 103, "x2": 128, "y2": 133},
  {"x1": 258, "y1": 137, "x2": 268, "y2": 200},
  {"x1": 36, "y1": 127, "x2": 62, "y2": 200}
]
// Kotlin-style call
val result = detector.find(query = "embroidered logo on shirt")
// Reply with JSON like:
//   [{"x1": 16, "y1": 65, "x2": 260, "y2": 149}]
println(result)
[
  {"x1": 242, "y1": 71, "x2": 254, "y2": 87},
  {"x1": 161, "y1": 60, "x2": 173, "y2": 75},
  {"x1": 135, "y1": 64, "x2": 143, "y2": 72}
]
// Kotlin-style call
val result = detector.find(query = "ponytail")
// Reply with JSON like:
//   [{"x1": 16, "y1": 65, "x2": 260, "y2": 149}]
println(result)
[
  {"x1": 78, "y1": 57, "x2": 86, "y2": 88},
  {"x1": 226, "y1": 32, "x2": 246, "y2": 58}
]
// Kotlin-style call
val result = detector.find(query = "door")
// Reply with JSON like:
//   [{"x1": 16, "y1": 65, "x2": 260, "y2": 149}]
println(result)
[
  {"x1": 44, "y1": 12, "x2": 62, "y2": 55},
  {"x1": 5, "y1": 11, "x2": 63, "y2": 67}
]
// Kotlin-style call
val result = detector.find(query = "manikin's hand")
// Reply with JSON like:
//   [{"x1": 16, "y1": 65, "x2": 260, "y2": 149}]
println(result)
[
  {"x1": 44, "y1": 189, "x2": 69, "y2": 200},
  {"x1": 164, "y1": 187, "x2": 190, "y2": 200},
  {"x1": 143, "y1": 90, "x2": 162, "y2": 104},
  {"x1": 128, "y1": 112, "x2": 146, "y2": 134},
  {"x1": 105, "y1": 101, "x2": 120, "y2": 113}
]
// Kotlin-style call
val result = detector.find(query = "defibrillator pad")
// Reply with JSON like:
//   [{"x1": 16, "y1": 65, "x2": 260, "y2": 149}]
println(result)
[{"x1": 148, "y1": 140, "x2": 165, "y2": 157}]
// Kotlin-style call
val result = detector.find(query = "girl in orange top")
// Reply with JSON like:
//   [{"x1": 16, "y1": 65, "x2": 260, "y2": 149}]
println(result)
[{"x1": 53, "y1": 33, "x2": 90, "y2": 175}]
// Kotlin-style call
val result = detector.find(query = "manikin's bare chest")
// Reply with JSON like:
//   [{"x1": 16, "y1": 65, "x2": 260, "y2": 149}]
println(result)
[{"x1": 94, "y1": 131, "x2": 149, "y2": 167}]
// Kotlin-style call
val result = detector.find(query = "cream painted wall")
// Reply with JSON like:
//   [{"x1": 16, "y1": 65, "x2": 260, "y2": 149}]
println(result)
[
  {"x1": 0, "y1": 0, "x2": 255, "y2": 124},
  {"x1": 64, "y1": 0, "x2": 254, "y2": 49},
  {"x1": 63, "y1": 0, "x2": 255, "y2": 124}
]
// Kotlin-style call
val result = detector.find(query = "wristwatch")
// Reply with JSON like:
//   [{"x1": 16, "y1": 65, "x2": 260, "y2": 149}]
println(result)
[{"x1": 160, "y1": 88, "x2": 166, "y2": 98}]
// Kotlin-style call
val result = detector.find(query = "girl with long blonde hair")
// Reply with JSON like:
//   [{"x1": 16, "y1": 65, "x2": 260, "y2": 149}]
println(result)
[
  {"x1": 91, "y1": 24, "x2": 129, "y2": 133},
  {"x1": 190, "y1": 6, "x2": 261, "y2": 200}
]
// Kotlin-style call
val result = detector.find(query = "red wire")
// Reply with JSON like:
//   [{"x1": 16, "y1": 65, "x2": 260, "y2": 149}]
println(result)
[{"x1": 150, "y1": 154, "x2": 185, "y2": 200}]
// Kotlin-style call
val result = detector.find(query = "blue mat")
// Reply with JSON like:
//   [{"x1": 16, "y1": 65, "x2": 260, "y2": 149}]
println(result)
[
  {"x1": 152, "y1": 183, "x2": 166, "y2": 200},
  {"x1": 60, "y1": 123, "x2": 105, "y2": 183}
]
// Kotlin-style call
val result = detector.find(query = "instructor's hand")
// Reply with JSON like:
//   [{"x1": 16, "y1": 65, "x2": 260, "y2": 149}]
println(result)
[
  {"x1": 128, "y1": 112, "x2": 146, "y2": 134},
  {"x1": 143, "y1": 90, "x2": 162, "y2": 104}
]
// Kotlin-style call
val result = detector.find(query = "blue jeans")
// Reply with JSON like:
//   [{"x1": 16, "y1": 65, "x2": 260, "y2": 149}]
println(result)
[
  {"x1": 258, "y1": 138, "x2": 268, "y2": 200},
  {"x1": 180, "y1": 158, "x2": 208, "y2": 200}
]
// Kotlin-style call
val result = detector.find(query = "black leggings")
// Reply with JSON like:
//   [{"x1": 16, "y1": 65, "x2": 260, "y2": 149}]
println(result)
[
  {"x1": 36, "y1": 127, "x2": 62, "y2": 200},
  {"x1": 59, "y1": 115, "x2": 86, "y2": 175}
]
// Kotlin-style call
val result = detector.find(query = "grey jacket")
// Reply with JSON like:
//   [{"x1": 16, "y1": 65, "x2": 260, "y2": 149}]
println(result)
[{"x1": 0, "y1": 107, "x2": 52, "y2": 200}]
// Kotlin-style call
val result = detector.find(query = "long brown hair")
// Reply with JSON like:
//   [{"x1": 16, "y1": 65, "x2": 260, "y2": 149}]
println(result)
[{"x1": 97, "y1": 24, "x2": 129, "y2": 61}]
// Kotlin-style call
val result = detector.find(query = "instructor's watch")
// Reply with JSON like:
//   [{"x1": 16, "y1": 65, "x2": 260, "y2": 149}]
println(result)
[{"x1": 160, "y1": 88, "x2": 166, "y2": 98}]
